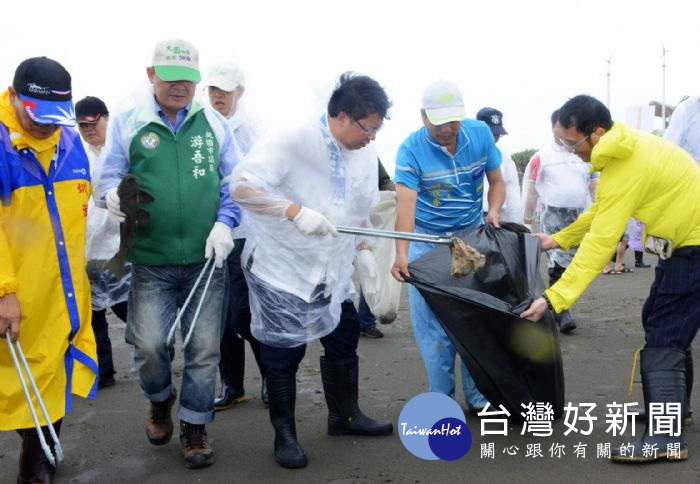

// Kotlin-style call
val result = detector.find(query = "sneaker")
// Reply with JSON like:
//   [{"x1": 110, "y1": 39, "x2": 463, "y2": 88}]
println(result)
[
  {"x1": 360, "y1": 324, "x2": 384, "y2": 338},
  {"x1": 180, "y1": 421, "x2": 215, "y2": 469},
  {"x1": 146, "y1": 388, "x2": 177, "y2": 445}
]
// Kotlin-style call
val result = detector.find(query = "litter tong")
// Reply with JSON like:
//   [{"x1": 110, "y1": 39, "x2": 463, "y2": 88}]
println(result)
[
  {"x1": 5, "y1": 331, "x2": 63, "y2": 467},
  {"x1": 335, "y1": 226, "x2": 453, "y2": 245}
]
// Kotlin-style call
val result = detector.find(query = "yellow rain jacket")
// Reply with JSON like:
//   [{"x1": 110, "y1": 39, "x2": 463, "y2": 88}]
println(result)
[
  {"x1": 0, "y1": 91, "x2": 97, "y2": 430},
  {"x1": 547, "y1": 122, "x2": 700, "y2": 313}
]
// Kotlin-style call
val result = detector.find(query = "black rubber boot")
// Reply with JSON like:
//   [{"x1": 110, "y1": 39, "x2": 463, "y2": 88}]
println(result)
[
  {"x1": 261, "y1": 377, "x2": 269, "y2": 408},
  {"x1": 214, "y1": 382, "x2": 246, "y2": 411},
  {"x1": 685, "y1": 348, "x2": 694, "y2": 423},
  {"x1": 320, "y1": 356, "x2": 393, "y2": 436},
  {"x1": 627, "y1": 348, "x2": 694, "y2": 427},
  {"x1": 17, "y1": 419, "x2": 62, "y2": 484},
  {"x1": 555, "y1": 310, "x2": 577, "y2": 334},
  {"x1": 215, "y1": 336, "x2": 246, "y2": 411},
  {"x1": 635, "y1": 250, "x2": 651, "y2": 268},
  {"x1": 248, "y1": 338, "x2": 268, "y2": 407},
  {"x1": 267, "y1": 377, "x2": 307, "y2": 469},
  {"x1": 612, "y1": 348, "x2": 688, "y2": 463}
]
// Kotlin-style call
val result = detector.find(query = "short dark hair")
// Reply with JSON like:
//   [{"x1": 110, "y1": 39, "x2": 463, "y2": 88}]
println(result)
[
  {"x1": 558, "y1": 95, "x2": 613, "y2": 135},
  {"x1": 327, "y1": 72, "x2": 391, "y2": 121},
  {"x1": 550, "y1": 109, "x2": 559, "y2": 127}
]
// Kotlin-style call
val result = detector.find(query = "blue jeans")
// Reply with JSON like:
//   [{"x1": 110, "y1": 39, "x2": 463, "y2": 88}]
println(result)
[
  {"x1": 127, "y1": 263, "x2": 225, "y2": 424},
  {"x1": 408, "y1": 228, "x2": 489, "y2": 409}
]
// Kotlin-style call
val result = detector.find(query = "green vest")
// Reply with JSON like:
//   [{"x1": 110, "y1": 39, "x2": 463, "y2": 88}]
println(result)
[{"x1": 127, "y1": 108, "x2": 221, "y2": 265}]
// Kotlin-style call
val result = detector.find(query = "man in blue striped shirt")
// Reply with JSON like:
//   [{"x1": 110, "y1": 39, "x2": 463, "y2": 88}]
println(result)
[{"x1": 391, "y1": 80, "x2": 504, "y2": 411}]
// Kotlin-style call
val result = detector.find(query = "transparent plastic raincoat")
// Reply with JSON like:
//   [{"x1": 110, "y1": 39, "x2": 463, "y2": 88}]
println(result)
[
  {"x1": 231, "y1": 116, "x2": 378, "y2": 347},
  {"x1": 84, "y1": 144, "x2": 131, "y2": 310}
]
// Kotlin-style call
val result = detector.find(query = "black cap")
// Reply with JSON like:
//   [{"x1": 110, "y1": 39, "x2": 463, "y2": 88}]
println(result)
[
  {"x1": 13, "y1": 57, "x2": 72, "y2": 101},
  {"x1": 476, "y1": 107, "x2": 508, "y2": 136},
  {"x1": 12, "y1": 57, "x2": 75, "y2": 126},
  {"x1": 75, "y1": 96, "x2": 109, "y2": 124}
]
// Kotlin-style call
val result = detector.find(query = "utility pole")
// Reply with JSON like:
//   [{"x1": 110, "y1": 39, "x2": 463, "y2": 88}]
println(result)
[{"x1": 605, "y1": 56, "x2": 612, "y2": 109}]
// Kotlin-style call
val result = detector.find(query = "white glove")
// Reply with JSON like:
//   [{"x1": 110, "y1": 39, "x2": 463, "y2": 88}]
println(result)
[
  {"x1": 292, "y1": 207, "x2": 338, "y2": 237},
  {"x1": 205, "y1": 222, "x2": 235, "y2": 268},
  {"x1": 356, "y1": 249, "x2": 379, "y2": 296},
  {"x1": 105, "y1": 188, "x2": 125, "y2": 222}
]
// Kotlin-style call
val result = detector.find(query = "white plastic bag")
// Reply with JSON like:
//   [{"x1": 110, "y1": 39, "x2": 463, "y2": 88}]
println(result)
[{"x1": 354, "y1": 191, "x2": 402, "y2": 323}]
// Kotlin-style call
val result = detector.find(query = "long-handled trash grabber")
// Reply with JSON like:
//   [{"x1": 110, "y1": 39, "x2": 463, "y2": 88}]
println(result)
[
  {"x1": 182, "y1": 258, "x2": 218, "y2": 348},
  {"x1": 337, "y1": 225, "x2": 453, "y2": 244},
  {"x1": 4, "y1": 331, "x2": 64, "y2": 466},
  {"x1": 166, "y1": 256, "x2": 217, "y2": 349},
  {"x1": 335, "y1": 225, "x2": 485, "y2": 277}
]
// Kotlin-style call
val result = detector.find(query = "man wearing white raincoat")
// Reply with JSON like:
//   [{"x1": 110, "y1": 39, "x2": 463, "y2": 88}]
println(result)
[
  {"x1": 522, "y1": 109, "x2": 597, "y2": 333},
  {"x1": 231, "y1": 73, "x2": 393, "y2": 470},
  {"x1": 75, "y1": 96, "x2": 130, "y2": 390}
]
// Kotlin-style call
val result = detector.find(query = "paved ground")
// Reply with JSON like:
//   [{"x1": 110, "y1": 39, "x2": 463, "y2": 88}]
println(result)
[{"x1": 2, "y1": 249, "x2": 700, "y2": 483}]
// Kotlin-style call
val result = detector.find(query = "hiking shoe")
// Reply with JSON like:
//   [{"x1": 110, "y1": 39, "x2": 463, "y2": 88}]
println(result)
[
  {"x1": 360, "y1": 324, "x2": 384, "y2": 338},
  {"x1": 146, "y1": 388, "x2": 177, "y2": 446},
  {"x1": 180, "y1": 421, "x2": 215, "y2": 469}
]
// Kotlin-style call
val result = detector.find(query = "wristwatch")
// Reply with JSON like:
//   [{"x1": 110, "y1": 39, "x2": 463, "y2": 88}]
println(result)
[{"x1": 542, "y1": 293, "x2": 554, "y2": 311}]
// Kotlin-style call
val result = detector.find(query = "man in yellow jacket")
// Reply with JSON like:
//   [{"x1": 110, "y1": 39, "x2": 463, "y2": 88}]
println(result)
[
  {"x1": 521, "y1": 94, "x2": 700, "y2": 463},
  {"x1": 0, "y1": 57, "x2": 97, "y2": 482}
]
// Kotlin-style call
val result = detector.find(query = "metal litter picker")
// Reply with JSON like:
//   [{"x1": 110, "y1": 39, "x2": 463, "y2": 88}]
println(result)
[
  {"x1": 4, "y1": 331, "x2": 63, "y2": 467},
  {"x1": 335, "y1": 226, "x2": 485, "y2": 277}
]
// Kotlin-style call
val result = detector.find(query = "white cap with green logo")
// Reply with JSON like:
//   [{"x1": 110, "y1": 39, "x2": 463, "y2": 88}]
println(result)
[
  {"x1": 152, "y1": 38, "x2": 201, "y2": 83},
  {"x1": 422, "y1": 80, "x2": 465, "y2": 126}
]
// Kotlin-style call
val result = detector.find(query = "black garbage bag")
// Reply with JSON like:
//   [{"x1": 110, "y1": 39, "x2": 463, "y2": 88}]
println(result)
[{"x1": 407, "y1": 223, "x2": 564, "y2": 422}]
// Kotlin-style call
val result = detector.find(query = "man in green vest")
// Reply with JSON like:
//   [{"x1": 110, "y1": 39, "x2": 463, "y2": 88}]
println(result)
[{"x1": 98, "y1": 38, "x2": 240, "y2": 470}]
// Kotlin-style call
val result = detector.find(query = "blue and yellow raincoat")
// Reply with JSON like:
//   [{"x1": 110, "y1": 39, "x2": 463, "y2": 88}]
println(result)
[{"x1": 0, "y1": 90, "x2": 97, "y2": 430}]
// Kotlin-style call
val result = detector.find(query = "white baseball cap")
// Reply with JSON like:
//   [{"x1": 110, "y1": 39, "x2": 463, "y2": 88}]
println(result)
[
  {"x1": 422, "y1": 80, "x2": 465, "y2": 126},
  {"x1": 204, "y1": 63, "x2": 245, "y2": 92},
  {"x1": 151, "y1": 38, "x2": 200, "y2": 83}
]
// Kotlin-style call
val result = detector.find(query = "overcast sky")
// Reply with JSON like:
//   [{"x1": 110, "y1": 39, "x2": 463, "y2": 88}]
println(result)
[{"x1": 2, "y1": 0, "x2": 698, "y2": 173}]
